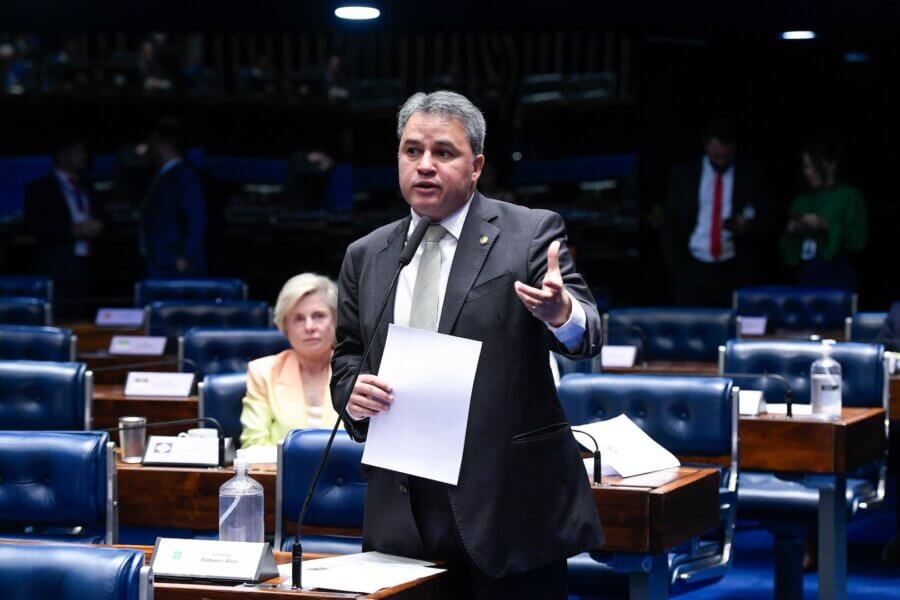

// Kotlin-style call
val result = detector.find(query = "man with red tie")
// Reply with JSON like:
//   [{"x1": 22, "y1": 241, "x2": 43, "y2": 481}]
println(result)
[
  {"x1": 24, "y1": 137, "x2": 103, "y2": 319},
  {"x1": 661, "y1": 118, "x2": 770, "y2": 306}
]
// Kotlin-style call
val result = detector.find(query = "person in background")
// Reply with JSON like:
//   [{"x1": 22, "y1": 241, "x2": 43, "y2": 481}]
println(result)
[
  {"x1": 139, "y1": 118, "x2": 206, "y2": 277},
  {"x1": 240, "y1": 273, "x2": 341, "y2": 447},
  {"x1": 780, "y1": 134, "x2": 867, "y2": 290},
  {"x1": 662, "y1": 117, "x2": 770, "y2": 306},
  {"x1": 24, "y1": 137, "x2": 103, "y2": 319}
]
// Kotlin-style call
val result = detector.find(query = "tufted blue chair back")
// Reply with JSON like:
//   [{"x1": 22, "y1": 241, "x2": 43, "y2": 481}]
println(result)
[
  {"x1": 146, "y1": 300, "x2": 270, "y2": 339},
  {"x1": 199, "y1": 373, "x2": 247, "y2": 447},
  {"x1": 0, "y1": 431, "x2": 114, "y2": 544},
  {"x1": 0, "y1": 276, "x2": 52, "y2": 301},
  {"x1": 0, "y1": 360, "x2": 89, "y2": 430},
  {"x1": 606, "y1": 308, "x2": 737, "y2": 362},
  {"x1": 559, "y1": 373, "x2": 736, "y2": 460},
  {"x1": 722, "y1": 340, "x2": 885, "y2": 407},
  {"x1": 0, "y1": 544, "x2": 148, "y2": 600},
  {"x1": 846, "y1": 312, "x2": 887, "y2": 344},
  {"x1": 182, "y1": 327, "x2": 289, "y2": 377},
  {"x1": 0, "y1": 297, "x2": 49, "y2": 326},
  {"x1": 135, "y1": 277, "x2": 247, "y2": 307},
  {"x1": 734, "y1": 286, "x2": 855, "y2": 330},
  {"x1": 553, "y1": 352, "x2": 595, "y2": 378},
  {"x1": 0, "y1": 325, "x2": 74, "y2": 361},
  {"x1": 276, "y1": 429, "x2": 365, "y2": 552}
]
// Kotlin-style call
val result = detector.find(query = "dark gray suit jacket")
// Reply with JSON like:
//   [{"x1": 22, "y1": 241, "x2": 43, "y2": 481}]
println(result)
[{"x1": 331, "y1": 192, "x2": 604, "y2": 577}]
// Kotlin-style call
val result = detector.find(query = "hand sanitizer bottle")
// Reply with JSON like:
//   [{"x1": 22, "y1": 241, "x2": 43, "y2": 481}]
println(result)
[
  {"x1": 810, "y1": 339, "x2": 842, "y2": 420},
  {"x1": 218, "y1": 458, "x2": 264, "y2": 542}
]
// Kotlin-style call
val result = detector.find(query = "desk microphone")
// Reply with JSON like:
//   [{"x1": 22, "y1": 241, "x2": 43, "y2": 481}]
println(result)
[
  {"x1": 572, "y1": 429, "x2": 602, "y2": 485},
  {"x1": 720, "y1": 372, "x2": 795, "y2": 417},
  {"x1": 98, "y1": 416, "x2": 225, "y2": 467},
  {"x1": 291, "y1": 215, "x2": 433, "y2": 590}
]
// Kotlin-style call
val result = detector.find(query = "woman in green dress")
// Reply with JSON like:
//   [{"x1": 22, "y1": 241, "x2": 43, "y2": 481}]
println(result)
[{"x1": 780, "y1": 135, "x2": 867, "y2": 290}]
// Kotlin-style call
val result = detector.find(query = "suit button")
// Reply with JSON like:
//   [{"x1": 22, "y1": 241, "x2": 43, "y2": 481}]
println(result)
[{"x1": 399, "y1": 484, "x2": 408, "y2": 494}]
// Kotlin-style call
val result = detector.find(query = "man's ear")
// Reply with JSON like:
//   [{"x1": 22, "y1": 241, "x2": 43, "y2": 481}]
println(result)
[{"x1": 471, "y1": 154, "x2": 485, "y2": 183}]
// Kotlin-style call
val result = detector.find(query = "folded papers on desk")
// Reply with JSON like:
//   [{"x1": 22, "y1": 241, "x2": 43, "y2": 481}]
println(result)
[
  {"x1": 276, "y1": 551, "x2": 445, "y2": 593},
  {"x1": 573, "y1": 414, "x2": 680, "y2": 478}
]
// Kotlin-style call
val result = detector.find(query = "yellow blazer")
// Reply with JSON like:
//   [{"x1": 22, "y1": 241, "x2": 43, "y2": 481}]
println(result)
[{"x1": 239, "y1": 350, "x2": 340, "y2": 447}]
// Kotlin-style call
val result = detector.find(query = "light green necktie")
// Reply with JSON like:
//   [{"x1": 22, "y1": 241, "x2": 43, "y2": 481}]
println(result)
[{"x1": 407, "y1": 224, "x2": 448, "y2": 331}]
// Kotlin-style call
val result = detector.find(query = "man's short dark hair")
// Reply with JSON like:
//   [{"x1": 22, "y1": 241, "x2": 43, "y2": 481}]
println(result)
[
  {"x1": 703, "y1": 117, "x2": 737, "y2": 146},
  {"x1": 150, "y1": 117, "x2": 185, "y2": 155},
  {"x1": 53, "y1": 136, "x2": 86, "y2": 164}
]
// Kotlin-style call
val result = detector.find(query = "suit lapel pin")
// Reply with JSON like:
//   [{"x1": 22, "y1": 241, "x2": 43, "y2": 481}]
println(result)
[{"x1": 479, "y1": 235, "x2": 489, "y2": 246}]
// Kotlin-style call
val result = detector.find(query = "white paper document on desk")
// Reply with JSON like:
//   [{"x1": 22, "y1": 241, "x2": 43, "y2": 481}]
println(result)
[
  {"x1": 277, "y1": 551, "x2": 445, "y2": 593},
  {"x1": 573, "y1": 414, "x2": 680, "y2": 478},
  {"x1": 362, "y1": 324, "x2": 482, "y2": 486}
]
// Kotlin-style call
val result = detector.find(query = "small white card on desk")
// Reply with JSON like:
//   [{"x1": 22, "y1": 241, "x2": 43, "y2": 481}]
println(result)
[
  {"x1": 572, "y1": 414, "x2": 680, "y2": 478},
  {"x1": 125, "y1": 371, "x2": 194, "y2": 397},
  {"x1": 765, "y1": 403, "x2": 813, "y2": 416},
  {"x1": 95, "y1": 308, "x2": 145, "y2": 327},
  {"x1": 738, "y1": 390, "x2": 766, "y2": 416},
  {"x1": 109, "y1": 335, "x2": 166, "y2": 355},
  {"x1": 601, "y1": 345, "x2": 638, "y2": 368},
  {"x1": 740, "y1": 316, "x2": 767, "y2": 336},
  {"x1": 151, "y1": 538, "x2": 277, "y2": 583},
  {"x1": 143, "y1": 435, "x2": 219, "y2": 466}
]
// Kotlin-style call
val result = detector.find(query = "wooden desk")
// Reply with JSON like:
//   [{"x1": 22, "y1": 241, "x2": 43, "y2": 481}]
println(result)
[
  {"x1": 739, "y1": 407, "x2": 886, "y2": 474},
  {"x1": 94, "y1": 384, "x2": 197, "y2": 436},
  {"x1": 888, "y1": 375, "x2": 900, "y2": 421},
  {"x1": 602, "y1": 361, "x2": 718, "y2": 376},
  {"x1": 83, "y1": 353, "x2": 179, "y2": 385},
  {"x1": 61, "y1": 322, "x2": 145, "y2": 353},
  {"x1": 593, "y1": 467, "x2": 719, "y2": 554},
  {"x1": 116, "y1": 458, "x2": 277, "y2": 533}
]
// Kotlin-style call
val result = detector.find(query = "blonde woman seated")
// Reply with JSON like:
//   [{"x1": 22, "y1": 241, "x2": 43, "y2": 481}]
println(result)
[{"x1": 240, "y1": 273, "x2": 341, "y2": 447}]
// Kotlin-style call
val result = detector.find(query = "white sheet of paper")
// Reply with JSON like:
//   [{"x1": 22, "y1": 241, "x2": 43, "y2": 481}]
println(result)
[
  {"x1": 572, "y1": 414, "x2": 680, "y2": 478},
  {"x1": 601, "y1": 345, "x2": 638, "y2": 368},
  {"x1": 582, "y1": 457, "x2": 620, "y2": 483},
  {"x1": 738, "y1": 390, "x2": 766, "y2": 416},
  {"x1": 277, "y1": 552, "x2": 443, "y2": 593},
  {"x1": 236, "y1": 444, "x2": 277, "y2": 465},
  {"x1": 362, "y1": 324, "x2": 482, "y2": 486},
  {"x1": 740, "y1": 316, "x2": 767, "y2": 336},
  {"x1": 764, "y1": 403, "x2": 813, "y2": 416},
  {"x1": 109, "y1": 335, "x2": 167, "y2": 355}
]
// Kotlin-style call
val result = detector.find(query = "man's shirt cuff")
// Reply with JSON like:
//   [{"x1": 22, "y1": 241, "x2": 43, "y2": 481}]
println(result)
[{"x1": 547, "y1": 289, "x2": 586, "y2": 352}]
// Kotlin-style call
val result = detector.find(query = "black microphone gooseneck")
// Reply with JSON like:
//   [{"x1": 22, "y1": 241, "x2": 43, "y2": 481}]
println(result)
[
  {"x1": 572, "y1": 429, "x2": 602, "y2": 485},
  {"x1": 291, "y1": 215, "x2": 433, "y2": 590},
  {"x1": 99, "y1": 416, "x2": 226, "y2": 467},
  {"x1": 90, "y1": 358, "x2": 199, "y2": 373},
  {"x1": 721, "y1": 372, "x2": 795, "y2": 417}
]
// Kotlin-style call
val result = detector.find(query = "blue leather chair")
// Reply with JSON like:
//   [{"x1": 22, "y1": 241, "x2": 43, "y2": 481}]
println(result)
[
  {"x1": 145, "y1": 300, "x2": 271, "y2": 339},
  {"x1": 845, "y1": 311, "x2": 887, "y2": 343},
  {"x1": 0, "y1": 544, "x2": 151, "y2": 600},
  {"x1": 0, "y1": 431, "x2": 116, "y2": 544},
  {"x1": 553, "y1": 352, "x2": 596, "y2": 378},
  {"x1": 0, "y1": 297, "x2": 50, "y2": 326},
  {"x1": 0, "y1": 325, "x2": 75, "y2": 361},
  {"x1": 276, "y1": 429, "x2": 365, "y2": 554},
  {"x1": 720, "y1": 340, "x2": 888, "y2": 597},
  {"x1": 135, "y1": 277, "x2": 248, "y2": 307},
  {"x1": 199, "y1": 372, "x2": 247, "y2": 447},
  {"x1": 559, "y1": 373, "x2": 738, "y2": 598},
  {"x1": 0, "y1": 360, "x2": 91, "y2": 430},
  {"x1": 733, "y1": 286, "x2": 856, "y2": 331},
  {"x1": 180, "y1": 327, "x2": 290, "y2": 377},
  {"x1": 604, "y1": 308, "x2": 738, "y2": 363},
  {"x1": 0, "y1": 275, "x2": 52, "y2": 301}
]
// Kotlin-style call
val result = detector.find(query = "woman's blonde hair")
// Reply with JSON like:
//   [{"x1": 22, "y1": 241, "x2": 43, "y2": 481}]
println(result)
[{"x1": 272, "y1": 273, "x2": 338, "y2": 333}]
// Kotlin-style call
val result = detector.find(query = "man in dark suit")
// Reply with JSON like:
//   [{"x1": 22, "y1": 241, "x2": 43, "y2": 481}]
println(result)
[
  {"x1": 662, "y1": 118, "x2": 770, "y2": 306},
  {"x1": 24, "y1": 138, "x2": 103, "y2": 319},
  {"x1": 331, "y1": 91, "x2": 603, "y2": 597},
  {"x1": 140, "y1": 120, "x2": 206, "y2": 277}
]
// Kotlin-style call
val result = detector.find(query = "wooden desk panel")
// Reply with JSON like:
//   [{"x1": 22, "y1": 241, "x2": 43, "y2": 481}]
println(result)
[
  {"x1": 94, "y1": 384, "x2": 197, "y2": 436},
  {"x1": 889, "y1": 376, "x2": 900, "y2": 421},
  {"x1": 602, "y1": 361, "x2": 719, "y2": 376},
  {"x1": 116, "y1": 459, "x2": 277, "y2": 533},
  {"x1": 83, "y1": 353, "x2": 178, "y2": 385},
  {"x1": 739, "y1": 407, "x2": 886, "y2": 475},
  {"x1": 62, "y1": 322, "x2": 145, "y2": 353},
  {"x1": 593, "y1": 467, "x2": 720, "y2": 553}
]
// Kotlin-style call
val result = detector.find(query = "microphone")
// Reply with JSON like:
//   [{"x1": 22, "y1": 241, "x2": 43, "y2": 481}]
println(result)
[
  {"x1": 572, "y1": 429, "x2": 602, "y2": 485},
  {"x1": 721, "y1": 372, "x2": 795, "y2": 417},
  {"x1": 291, "y1": 215, "x2": 433, "y2": 590},
  {"x1": 98, "y1": 416, "x2": 226, "y2": 467}
]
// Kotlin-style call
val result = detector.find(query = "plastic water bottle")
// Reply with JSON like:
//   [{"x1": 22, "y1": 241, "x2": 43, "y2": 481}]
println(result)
[
  {"x1": 218, "y1": 458, "x2": 264, "y2": 542},
  {"x1": 810, "y1": 339, "x2": 842, "y2": 420}
]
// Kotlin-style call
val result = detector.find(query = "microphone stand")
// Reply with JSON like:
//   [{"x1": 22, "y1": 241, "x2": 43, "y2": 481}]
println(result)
[
  {"x1": 291, "y1": 216, "x2": 432, "y2": 590},
  {"x1": 721, "y1": 372, "x2": 795, "y2": 417},
  {"x1": 572, "y1": 429, "x2": 602, "y2": 485}
]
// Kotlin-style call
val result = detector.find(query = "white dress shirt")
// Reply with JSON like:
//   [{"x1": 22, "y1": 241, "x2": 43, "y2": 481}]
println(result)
[
  {"x1": 54, "y1": 169, "x2": 90, "y2": 257},
  {"x1": 394, "y1": 195, "x2": 587, "y2": 351},
  {"x1": 689, "y1": 157, "x2": 735, "y2": 263}
]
